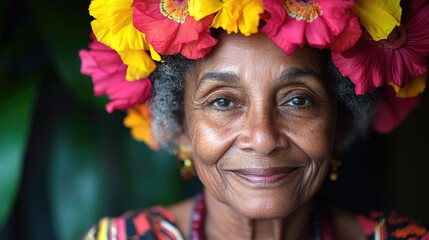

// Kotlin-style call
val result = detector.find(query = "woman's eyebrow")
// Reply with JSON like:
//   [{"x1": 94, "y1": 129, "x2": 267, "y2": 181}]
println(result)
[
  {"x1": 197, "y1": 72, "x2": 240, "y2": 89},
  {"x1": 278, "y1": 68, "x2": 320, "y2": 83}
]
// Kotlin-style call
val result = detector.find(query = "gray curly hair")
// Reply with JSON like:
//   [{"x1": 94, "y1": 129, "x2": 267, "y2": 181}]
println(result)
[{"x1": 149, "y1": 52, "x2": 379, "y2": 150}]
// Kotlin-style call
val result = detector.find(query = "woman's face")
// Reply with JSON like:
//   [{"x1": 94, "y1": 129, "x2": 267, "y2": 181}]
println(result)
[{"x1": 183, "y1": 32, "x2": 337, "y2": 219}]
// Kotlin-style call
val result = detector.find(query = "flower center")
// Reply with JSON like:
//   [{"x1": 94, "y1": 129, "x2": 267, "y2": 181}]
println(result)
[
  {"x1": 378, "y1": 25, "x2": 407, "y2": 50},
  {"x1": 283, "y1": 0, "x2": 323, "y2": 22},
  {"x1": 160, "y1": 0, "x2": 189, "y2": 23}
]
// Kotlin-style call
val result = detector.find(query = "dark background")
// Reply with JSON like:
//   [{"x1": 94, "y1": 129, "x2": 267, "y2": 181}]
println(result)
[{"x1": 0, "y1": 0, "x2": 428, "y2": 239}]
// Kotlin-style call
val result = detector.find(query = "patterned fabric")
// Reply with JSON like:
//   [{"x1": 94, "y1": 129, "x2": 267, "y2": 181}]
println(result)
[
  {"x1": 358, "y1": 210, "x2": 429, "y2": 240},
  {"x1": 82, "y1": 206, "x2": 429, "y2": 240},
  {"x1": 82, "y1": 206, "x2": 183, "y2": 240}
]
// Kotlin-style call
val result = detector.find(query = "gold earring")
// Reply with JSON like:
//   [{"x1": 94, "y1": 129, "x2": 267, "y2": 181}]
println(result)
[
  {"x1": 177, "y1": 145, "x2": 195, "y2": 180},
  {"x1": 329, "y1": 146, "x2": 343, "y2": 181},
  {"x1": 329, "y1": 157, "x2": 342, "y2": 181}
]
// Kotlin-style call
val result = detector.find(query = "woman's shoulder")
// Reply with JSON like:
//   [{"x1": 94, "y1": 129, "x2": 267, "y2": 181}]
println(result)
[
  {"x1": 357, "y1": 210, "x2": 429, "y2": 240},
  {"x1": 81, "y1": 205, "x2": 184, "y2": 240},
  {"x1": 330, "y1": 204, "x2": 429, "y2": 240}
]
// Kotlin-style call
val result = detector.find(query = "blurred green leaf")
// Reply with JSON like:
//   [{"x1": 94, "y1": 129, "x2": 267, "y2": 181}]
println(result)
[
  {"x1": 0, "y1": 74, "x2": 39, "y2": 229},
  {"x1": 121, "y1": 137, "x2": 183, "y2": 207},
  {"x1": 49, "y1": 110, "x2": 106, "y2": 240},
  {"x1": 28, "y1": 0, "x2": 106, "y2": 109}
]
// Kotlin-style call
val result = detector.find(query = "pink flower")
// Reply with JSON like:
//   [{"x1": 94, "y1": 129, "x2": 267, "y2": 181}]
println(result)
[
  {"x1": 261, "y1": 0, "x2": 361, "y2": 55},
  {"x1": 372, "y1": 86, "x2": 421, "y2": 134},
  {"x1": 79, "y1": 34, "x2": 152, "y2": 113},
  {"x1": 132, "y1": 0, "x2": 218, "y2": 59},
  {"x1": 332, "y1": 0, "x2": 429, "y2": 95}
]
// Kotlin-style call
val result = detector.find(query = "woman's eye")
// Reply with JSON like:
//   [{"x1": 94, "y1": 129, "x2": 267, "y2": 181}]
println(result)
[
  {"x1": 288, "y1": 97, "x2": 310, "y2": 107},
  {"x1": 211, "y1": 98, "x2": 234, "y2": 108}
]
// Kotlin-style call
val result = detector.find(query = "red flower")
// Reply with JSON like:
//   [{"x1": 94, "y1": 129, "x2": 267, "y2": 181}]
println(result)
[
  {"x1": 79, "y1": 34, "x2": 152, "y2": 113},
  {"x1": 261, "y1": 0, "x2": 361, "y2": 55},
  {"x1": 332, "y1": 0, "x2": 429, "y2": 95},
  {"x1": 372, "y1": 86, "x2": 421, "y2": 134},
  {"x1": 132, "y1": 0, "x2": 218, "y2": 59}
]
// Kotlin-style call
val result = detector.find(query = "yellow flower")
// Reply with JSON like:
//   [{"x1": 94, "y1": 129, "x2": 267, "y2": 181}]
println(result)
[
  {"x1": 89, "y1": 0, "x2": 161, "y2": 81},
  {"x1": 189, "y1": 0, "x2": 221, "y2": 21},
  {"x1": 189, "y1": 0, "x2": 264, "y2": 36},
  {"x1": 351, "y1": 0, "x2": 402, "y2": 41},
  {"x1": 123, "y1": 103, "x2": 160, "y2": 150},
  {"x1": 389, "y1": 73, "x2": 428, "y2": 98}
]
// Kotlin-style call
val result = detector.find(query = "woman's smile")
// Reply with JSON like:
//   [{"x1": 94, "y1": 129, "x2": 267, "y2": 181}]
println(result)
[{"x1": 228, "y1": 167, "x2": 300, "y2": 185}]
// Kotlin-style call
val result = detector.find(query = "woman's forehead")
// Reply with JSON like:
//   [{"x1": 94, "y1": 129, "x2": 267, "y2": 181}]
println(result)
[{"x1": 195, "y1": 31, "x2": 325, "y2": 76}]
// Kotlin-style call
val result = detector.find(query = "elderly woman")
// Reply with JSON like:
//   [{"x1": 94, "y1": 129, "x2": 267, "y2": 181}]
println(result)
[{"x1": 79, "y1": 0, "x2": 429, "y2": 239}]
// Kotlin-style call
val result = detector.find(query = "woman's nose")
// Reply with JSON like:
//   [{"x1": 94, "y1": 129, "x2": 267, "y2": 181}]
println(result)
[{"x1": 237, "y1": 106, "x2": 289, "y2": 156}]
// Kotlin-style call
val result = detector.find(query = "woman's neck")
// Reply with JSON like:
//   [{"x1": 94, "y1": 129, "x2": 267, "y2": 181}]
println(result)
[{"x1": 203, "y1": 189, "x2": 314, "y2": 240}]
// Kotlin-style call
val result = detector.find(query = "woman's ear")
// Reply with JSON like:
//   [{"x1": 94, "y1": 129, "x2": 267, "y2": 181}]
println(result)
[
  {"x1": 178, "y1": 131, "x2": 192, "y2": 151},
  {"x1": 176, "y1": 117, "x2": 196, "y2": 179},
  {"x1": 177, "y1": 116, "x2": 193, "y2": 151}
]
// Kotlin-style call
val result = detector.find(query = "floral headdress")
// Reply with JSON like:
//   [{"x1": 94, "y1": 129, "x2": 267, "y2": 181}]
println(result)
[{"x1": 79, "y1": 0, "x2": 429, "y2": 149}]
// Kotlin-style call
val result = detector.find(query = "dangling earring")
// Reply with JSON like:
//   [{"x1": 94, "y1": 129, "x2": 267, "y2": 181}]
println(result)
[
  {"x1": 329, "y1": 146, "x2": 343, "y2": 181},
  {"x1": 176, "y1": 145, "x2": 195, "y2": 180},
  {"x1": 329, "y1": 158, "x2": 342, "y2": 181}
]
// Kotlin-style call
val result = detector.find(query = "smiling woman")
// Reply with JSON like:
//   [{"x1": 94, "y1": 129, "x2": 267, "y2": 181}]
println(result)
[
  {"x1": 79, "y1": 0, "x2": 429, "y2": 239},
  {"x1": 182, "y1": 33, "x2": 337, "y2": 222}
]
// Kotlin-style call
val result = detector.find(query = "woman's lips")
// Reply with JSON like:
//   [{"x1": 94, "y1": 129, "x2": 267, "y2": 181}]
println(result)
[{"x1": 231, "y1": 167, "x2": 298, "y2": 184}]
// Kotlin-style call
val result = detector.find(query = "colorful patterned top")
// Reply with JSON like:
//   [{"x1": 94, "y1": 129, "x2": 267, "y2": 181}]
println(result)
[
  {"x1": 82, "y1": 205, "x2": 429, "y2": 240},
  {"x1": 358, "y1": 210, "x2": 429, "y2": 240}
]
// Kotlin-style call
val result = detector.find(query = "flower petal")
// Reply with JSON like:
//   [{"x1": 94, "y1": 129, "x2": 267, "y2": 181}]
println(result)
[
  {"x1": 331, "y1": 38, "x2": 378, "y2": 94},
  {"x1": 210, "y1": 0, "x2": 264, "y2": 36},
  {"x1": 332, "y1": 0, "x2": 429, "y2": 97},
  {"x1": 237, "y1": 0, "x2": 264, "y2": 36},
  {"x1": 133, "y1": 0, "x2": 217, "y2": 58},
  {"x1": 188, "y1": 0, "x2": 222, "y2": 21},
  {"x1": 317, "y1": 0, "x2": 355, "y2": 35},
  {"x1": 268, "y1": 18, "x2": 305, "y2": 55},
  {"x1": 262, "y1": 0, "x2": 360, "y2": 55},
  {"x1": 329, "y1": 15, "x2": 362, "y2": 53},
  {"x1": 351, "y1": 0, "x2": 402, "y2": 41},
  {"x1": 89, "y1": 0, "x2": 159, "y2": 80},
  {"x1": 118, "y1": 49, "x2": 157, "y2": 81},
  {"x1": 90, "y1": 0, "x2": 146, "y2": 51},
  {"x1": 180, "y1": 28, "x2": 218, "y2": 59},
  {"x1": 124, "y1": 104, "x2": 160, "y2": 149},
  {"x1": 390, "y1": 73, "x2": 428, "y2": 98},
  {"x1": 79, "y1": 36, "x2": 152, "y2": 113},
  {"x1": 105, "y1": 78, "x2": 151, "y2": 113},
  {"x1": 261, "y1": 0, "x2": 287, "y2": 36},
  {"x1": 211, "y1": 2, "x2": 241, "y2": 34},
  {"x1": 305, "y1": 18, "x2": 333, "y2": 49},
  {"x1": 372, "y1": 85, "x2": 422, "y2": 134}
]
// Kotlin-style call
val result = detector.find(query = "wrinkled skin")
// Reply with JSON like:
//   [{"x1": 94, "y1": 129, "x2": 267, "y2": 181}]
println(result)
[{"x1": 180, "y1": 31, "x2": 339, "y2": 239}]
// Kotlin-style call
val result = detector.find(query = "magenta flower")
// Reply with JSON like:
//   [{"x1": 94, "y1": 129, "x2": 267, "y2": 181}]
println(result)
[
  {"x1": 132, "y1": 0, "x2": 218, "y2": 59},
  {"x1": 261, "y1": 0, "x2": 361, "y2": 55},
  {"x1": 332, "y1": 0, "x2": 429, "y2": 95},
  {"x1": 372, "y1": 86, "x2": 422, "y2": 134},
  {"x1": 79, "y1": 34, "x2": 152, "y2": 113}
]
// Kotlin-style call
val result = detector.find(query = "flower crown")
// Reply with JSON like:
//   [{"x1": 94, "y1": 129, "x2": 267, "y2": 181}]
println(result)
[{"x1": 79, "y1": 0, "x2": 429, "y2": 149}]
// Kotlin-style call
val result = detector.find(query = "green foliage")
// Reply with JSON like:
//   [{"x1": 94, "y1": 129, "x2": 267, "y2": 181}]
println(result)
[
  {"x1": 0, "y1": 0, "x2": 186, "y2": 239},
  {"x1": 0, "y1": 74, "x2": 38, "y2": 229},
  {"x1": 120, "y1": 136, "x2": 183, "y2": 208},
  {"x1": 30, "y1": 0, "x2": 106, "y2": 108},
  {"x1": 48, "y1": 110, "x2": 107, "y2": 240}
]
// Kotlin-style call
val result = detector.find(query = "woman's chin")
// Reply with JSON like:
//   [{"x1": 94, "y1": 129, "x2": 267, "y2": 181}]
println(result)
[{"x1": 227, "y1": 194, "x2": 301, "y2": 220}]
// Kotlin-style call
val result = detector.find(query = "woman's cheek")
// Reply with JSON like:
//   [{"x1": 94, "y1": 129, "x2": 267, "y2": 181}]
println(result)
[{"x1": 190, "y1": 115, "x2": 236, "y2": 165}]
